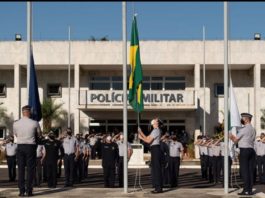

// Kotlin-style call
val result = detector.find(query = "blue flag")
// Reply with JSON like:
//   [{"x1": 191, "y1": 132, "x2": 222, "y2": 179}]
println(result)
[{"x1": 28, "y1": 48, "x2": 42, "y2": 121}]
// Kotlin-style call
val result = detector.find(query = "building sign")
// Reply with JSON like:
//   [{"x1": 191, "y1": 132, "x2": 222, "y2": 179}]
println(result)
[{"x1": 79, "y1": 90, "x2": 197, "y2": 109}]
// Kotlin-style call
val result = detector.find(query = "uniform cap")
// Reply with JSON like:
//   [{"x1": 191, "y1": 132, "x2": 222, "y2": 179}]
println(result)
[{"x1": 241, "y1": 113, "x2": 253, "y2": 118}]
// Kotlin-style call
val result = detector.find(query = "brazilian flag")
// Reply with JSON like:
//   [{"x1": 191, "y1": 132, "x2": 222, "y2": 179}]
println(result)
[{"x1": 128, "y1": 16, "x2": 144, "y2": 113}]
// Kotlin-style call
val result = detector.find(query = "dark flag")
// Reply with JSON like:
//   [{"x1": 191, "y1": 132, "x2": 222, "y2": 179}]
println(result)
[{"x1": 28, "y1": 47, "x2": 42, "y2": 121}]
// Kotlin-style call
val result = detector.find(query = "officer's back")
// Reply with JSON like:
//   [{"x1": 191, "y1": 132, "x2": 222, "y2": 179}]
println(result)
[{"x1": 102, "y1": 137, "x2": 118, "y2": 166}]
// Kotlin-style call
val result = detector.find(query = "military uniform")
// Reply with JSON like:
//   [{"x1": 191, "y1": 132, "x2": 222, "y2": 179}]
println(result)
[
  {"x1": 149, "y1": 128, "x2": 163, "y2": 192},
  {"x1": 101, "y1": 141, "x2": 118, "y2": 187},
  {"x1": 254, "y1": 139, "x2": 265, "y2": 183},
  {"x1": 44, "y1": 136, "x2": 62, "y2": 188},
  {"x1": 211, "y1": 144, "x2": 221, "y2": 184},
  {"x1": 168, "y1": 140, "x2": 183, "y2": 187},
  {"x1": 199, "y1": 142, "x2": 209, "y2": 180},
  {"x1": 160, "y1": 139, "x2": 170, "y2": 187},
  {"x1": 116, "y1": 140, "x2": 132, "y2": 187},
  {"x1": 5, "y1": 142, "x2": 17, "y2": 182},
  {"x1": 237, "y1": 121, "x2": 256, "y2": 194},
  {"x1": 62, "y1": 135, "x2": 79, "y2": 187},
  {"x1": 13, "y1": 109, "x2": 41, "y2": 196},
  {"x1": 83, "y1": 141, "x2": 91, "y2": 178},
  {"x1": 75, "y1": 138, "x2": 84, "y2": 183},
  {"x1": 207, "y1": 145, "x2": 214, "y2": 183}
]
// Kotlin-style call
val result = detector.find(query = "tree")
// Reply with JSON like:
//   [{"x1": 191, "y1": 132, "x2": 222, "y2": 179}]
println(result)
[{"x1": 41, "y1": 98, "x2": 67, "y2": 134}]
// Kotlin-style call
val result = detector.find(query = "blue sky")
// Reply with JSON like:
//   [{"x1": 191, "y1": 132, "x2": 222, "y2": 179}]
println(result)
[{"x1": 0, "y1": 2, "x2": 265, "y2": 41}]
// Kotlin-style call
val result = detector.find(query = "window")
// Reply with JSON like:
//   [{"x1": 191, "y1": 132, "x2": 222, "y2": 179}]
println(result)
[
  {"x1": 0, "y1": 84, "x2": 6, "y2": 97},
  {"x1": 0, "y1": 127, "x2": 6, "y2": 139},
  {"x1": 47, "y1": 84, "x2": 62, "y2": 97},
  {"x1": 164, "y1": 77, "x2": 185, "y2": 90},
  {"x1": 214, "y1": 83, "x2": 224, "y2": 97}
]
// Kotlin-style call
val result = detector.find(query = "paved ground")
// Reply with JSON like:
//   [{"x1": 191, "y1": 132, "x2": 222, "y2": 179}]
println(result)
[{"x1": 0, "y1": 167, "x2": 264, "y2": 197}]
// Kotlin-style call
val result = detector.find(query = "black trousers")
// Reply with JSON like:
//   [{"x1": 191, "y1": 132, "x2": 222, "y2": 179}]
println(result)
[
  {"x1": 42, "y1": 158, "x2": 47, "y2": 182},
  {"x1": 17, "y1": 144, "x2": 36, "y2": 194},
  {"x1": 47, "y1": 161, "x2": 57, "y2": 187},
  {"x1": 201, "y1": 154, "x2": 209, "y2": 179},
  {"x1": 83, "y1": 157, "x2": 89, "y2": 178},
  {"x1": 118, "y1": 156, "x2": 124, "y2": 187},
  {"x1": 239, "y1": 148, "x2": 256, "y2": 193},
  {"x1": 151, "y1": 145, "x2": 162, "y2": 191},
  {"x1": 221, "y1": 156, "x2": 232, "y2": 184},
  {"x1": 91, "y1": 145, "x2": 96, "y2": 159},
  {"x1": 6, "y1": 155, "x2": 16, "y2": 181},
  {"x1": 168, "y1": 156, "x2": 180, "y2": 187},
  {"x1": 103, "y1": 164, "x2": 115, "y2": 187},
  {"x1": 208, "y1": 156, "x2": 214, "y2": 182},
  {"x1": 64, "y1": 154, "x2": 75, "y2": 186},
  {"x1": 256, "y1": 155, "x2": 265, "y2": 182},
  {"x1": 212, "y1": 156, "x2": 221, "y2": 183}
]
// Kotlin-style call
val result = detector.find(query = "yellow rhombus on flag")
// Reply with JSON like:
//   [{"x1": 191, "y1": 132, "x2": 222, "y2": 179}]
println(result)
[{"x1": 128, "y1": 15, "x2": 144, "y2": 113}]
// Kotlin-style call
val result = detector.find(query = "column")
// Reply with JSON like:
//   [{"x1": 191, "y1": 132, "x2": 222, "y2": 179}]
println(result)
[
  {"x1": 194, "y1": 64, "x2": 201, "y2": 159},
  {"x1": 254, "y1": 63, "x2": 261, "y2": 135},
  {"x1": 74, "y1": 64, "x2": 80, "y2": 134},
  {"x1": 14, "y1": 64, "x2": 21, "y2": 120}
]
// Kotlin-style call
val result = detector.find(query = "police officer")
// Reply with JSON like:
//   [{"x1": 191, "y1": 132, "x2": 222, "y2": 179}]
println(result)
[
  {"x1": 254, "y1": 133, "x2": 265, "y2": 183},
  {"x1": 101, "y1": 135, "x2": 119, "y2": 188},
  {"x1": 57, "y1": 134, "x2": 64, "y2": 178},
  {"x1": 196, "y1": 136, "x2": 209, "y2": 180},
  {"x1": 229, "y1": 113, "x2": 256, "y2": 196},
  {"x1": 43, "y1": 131, "x2": 63, "y2": 188},
  {"x1": 138, "y1": 118, "x2": 163, "y2": 193},
  {"x1": 13, "y1": 105, "x2": 42, "y2": 197},
  {"x1": 75, "y1": 133, "x2": 83, "y2": 183},
  {"x1": 210, "y1": 137, "x2": 222, "y2": 185},
  {"x1": 34, "y1": 142, "x2": 45, "y2": 187},
  {"x1": 62, "y1": 128, "x2": 79, "y2": 187},
  {"x1": 168, "y1": 135, "x2": 184, "y2": 188},
  {"x1": 83, "y1": 134, "x2": 91, "y2": 179},
  {"x1": 206, "y1": 137, "x2": 214, "y2": 183},
  {"x1": 113, "y1": 133, "x2": 133, "y2": 187},
  {"x1": 4, "y1": 136, "x2": 17, "y2": 182},
  {"x1": 160, "y1": 133, "x2": 170, "y2": 187}
]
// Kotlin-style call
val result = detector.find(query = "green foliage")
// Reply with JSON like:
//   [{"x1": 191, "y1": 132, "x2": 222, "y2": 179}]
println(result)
[{"x1": 41, "y1": 98, "x2": 67, "y2": 134}]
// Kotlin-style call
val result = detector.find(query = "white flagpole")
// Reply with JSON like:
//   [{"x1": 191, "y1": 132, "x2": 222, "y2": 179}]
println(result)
[
  {"x1": 203, "y1": 25, "x2": 206, "y2": 136},
  {"x1": 27, "y1": 2, "x2": 32, "y2": 101},
  {"x1": 224, "y1": 1, "x2": 229, "y2": 194},
  {"x1": 68, "y1": 26, "x2": 71, "y2": 128},
  {"x1": 122, "y1": 1, "x2": 128, "y2": 193}
]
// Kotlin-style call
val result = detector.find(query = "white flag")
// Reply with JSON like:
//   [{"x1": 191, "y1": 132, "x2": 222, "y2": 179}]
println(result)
[{"x1": 229, "y1": 79, "x2": 241, "y2": 129}]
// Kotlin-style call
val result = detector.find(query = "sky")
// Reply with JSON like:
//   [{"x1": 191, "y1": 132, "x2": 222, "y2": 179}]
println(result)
[{"x1": 0, "y1": 2, "x2": 265, "y2": 41}]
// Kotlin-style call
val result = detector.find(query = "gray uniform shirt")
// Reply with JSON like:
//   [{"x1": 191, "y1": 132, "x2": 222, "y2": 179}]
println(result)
[
  {"x1": 63, "y1": 136, "x2": 78, "y2": 155},
  {"x1": 169, "y1": 141, "x2": 183, "y2": 157},
  {"x1": 13, "y1": 117, "x2": 41, "y2": 145},
  {"x1": 199, "y1": 145, "x2": 208, "y2": 155},
  {"x1": 255, "y1": 140, "x2": 265, "y2": 156},
  {"x1": 208, "y1": 147, "x2": 213, "y2": 157},
  {"x1": 236, "y1": 124, "x2": 256, "y2": 149},
  {"x1": 150, "y1": 128, "x2": 161, "y2": 146},
  {"x1": 5, "y1": 143, "x2": 17, "y2": 156},
  {"x1": 212, "y1": 145, "x2": 221, "y2": 156},
  {"x1": 116, "y1": 140, "x2": 132, "y2": 157}
]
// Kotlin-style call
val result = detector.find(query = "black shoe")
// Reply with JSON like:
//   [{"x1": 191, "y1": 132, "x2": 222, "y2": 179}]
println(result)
[
  {"x1": 237, "y1": 191, "x2": 248, "y2": 196},
  {"x1": 26, "y1": 191, "x2": 33, "y2": 197},
  {"x1": 18, "y1": 192, "x2": 25, "y2": 197},
  {"x1": 151, "y1": 190, "x2": 163, "y2": 194}
]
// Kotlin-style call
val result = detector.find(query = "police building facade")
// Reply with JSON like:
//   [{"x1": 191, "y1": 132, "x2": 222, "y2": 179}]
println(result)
[{"x1": 0, "y1": 40, "x2": 264, "y2": 139}]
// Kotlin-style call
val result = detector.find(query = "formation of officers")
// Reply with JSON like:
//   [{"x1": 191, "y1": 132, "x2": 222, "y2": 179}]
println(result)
[
  {"x1": 195, "y1": 113, "x2": 265, "y2": 196},
  {"x1": 2, "y1": 106, "x2": 265, "y2": 196}
]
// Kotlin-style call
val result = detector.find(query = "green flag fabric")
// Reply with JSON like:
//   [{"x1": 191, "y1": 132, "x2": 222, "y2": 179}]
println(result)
[{"x1": 128, "y1": 16, "x2": 144, "y2": 113}]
